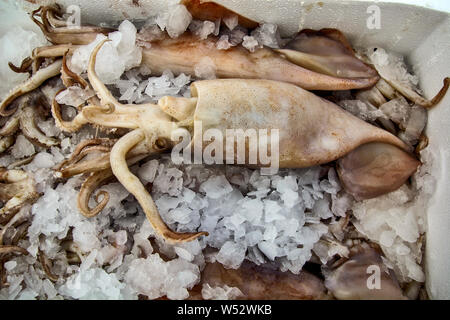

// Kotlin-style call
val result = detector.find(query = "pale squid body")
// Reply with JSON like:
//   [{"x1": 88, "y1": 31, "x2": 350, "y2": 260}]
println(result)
[
  {"x1": 185, "y1": 79, "x2": 409, "y2": 168},
  {"x1": 51, "y1": 40, "x2": 420, "y2": 243}
]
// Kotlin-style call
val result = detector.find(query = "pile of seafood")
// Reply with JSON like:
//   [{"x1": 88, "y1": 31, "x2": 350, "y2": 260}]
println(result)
[{"x1": 0, "y1": 0, "x2": 448, "y2": 299}]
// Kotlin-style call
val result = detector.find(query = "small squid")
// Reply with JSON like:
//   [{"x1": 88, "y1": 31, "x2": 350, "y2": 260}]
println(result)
[{"x1": 50, "y1": 40, "x2": 419, "y2": 243}]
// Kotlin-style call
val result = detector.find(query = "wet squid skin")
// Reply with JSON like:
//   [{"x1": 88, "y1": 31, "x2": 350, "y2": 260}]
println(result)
[
  {"x1": 30, "y1": 5, "x2": 113, "y2": 46},
  {"x1": 141, "y1": 33, "x2": 379, "y2": 91},
  {"x1": 188, "y1": 261, "x2": 331, "y2": 300},
  {"x1": 0, "y1": 5, "x2": 383, "y2": 122},
  {"x1": 180, "y1": 0, "x2": 260, "y2": 29},
  {"x1": 188, "y1": 79, "x2": 411, "y2": 168},
  {"x1": 323, "y1": 245, "x2": 407, "y2": 300},
  {"x1": 27, "y1": 3, "x2": 449, "y2": 108},
  {"x1": 337, "y1": 142, "x2": 420, "y2": 200}
]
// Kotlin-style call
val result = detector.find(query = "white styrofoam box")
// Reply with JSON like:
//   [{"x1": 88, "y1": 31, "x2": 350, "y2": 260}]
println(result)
[{"x1": 12, "y1": 0, "x2": 450, "y2": 299}]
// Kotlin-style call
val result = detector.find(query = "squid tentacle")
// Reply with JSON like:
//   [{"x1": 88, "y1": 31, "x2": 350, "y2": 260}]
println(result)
[
  {"x1": 51, "y1": 90, "x2": 89, "y2": 132},
  {"x1": 384, "y1": 77, "x2": 450, "y2": 109},
  {"x1": 0, "y1": 93, "x2": 59, "y2": 148},
  {"x1": 0, "y1": 206, "x2": 29, "y2": 246},
  {"x1": 67, "y1": 145, "x2": 113, "y2": 165},
  {"x1": 110, "y1": 129, "x2": 208, "y2": 244},
  {"x1": 8, "y1": 57, "x2": 33, "y2": 74},
  {"x1": 38, "y1": 249, "x2": 59, "y2": 282},
  {"x1": 0, "y1": 245, "x2": 28, "y2": 256},
  {"x1": 376, "y1": 78, "x2": 398, "y2": 100},
  {"x1": 0, "y1": 116, "x2": 20, "y2": 136},
  {"x1": 17, "y1": 44, "x2": 78, "y2": 73},
  {"x1": 43, "y1": 6, "x2": 68, "y2": 28},
  {"x1": 83, "y1": 40, "x2": 172, "y2": 133},
  {"x1": 78, "y1": 169, "x2": 113, "y2": 218},
  {"x1": 55, "y1": 136, "x2": 161, "y2": 178},
  {"x1": 33, "y1": 44, "x2": 78, "y2": 60},
  {"x1": 87, "y1": 39, "x2": 121, "y2": 108},
  {"x1": 61, "y1": 50, "x2": 89, "y2": 89},
  {"x1": 0, "y1": 60, "x2": 62, "y2": 117},
  {"x1": 0, "y1": 169, "x2": 38, "y2": 220},
  {"x1": 54, "y1": 138, "x2": 116, "y2": 178},
  {"x1": 0, "y1": 136, "x2": 14, "y2": 154},
  {"x1": 31, "y1": 6, "x2": 113, "y2": 45},
  {"x1": 77, "y1": 154, "x2": 148, "y2": 218},
  {"x1": 60, "y1": 138, "x2": 116, "y2": 161},
  {"x1": 52, "y1": 51, "x2": 103, "y2": 132},
  {"x1": 7, "y1": 156, "x2": 36, "y2": 170},
  {"x1": 19, "y1": 105, "x2": 59, "y2": 147},
  {"x1": 55, "y1": 153, "x2": 111, "y2": 178}
]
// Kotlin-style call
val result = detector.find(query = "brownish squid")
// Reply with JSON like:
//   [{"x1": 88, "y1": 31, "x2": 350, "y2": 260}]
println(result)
[
  {"x1": 46, "y1": 39, "x2": 420, "y2": 244},
  {"x1": 0, "y1": 4, "x2": 381, "y2": 119},
  {"x1": 189, "y1": 261, "x2": 330, "y2": 300},
  {"x1": 323, "y1": 243, "x2": 407, "y2": 299}
]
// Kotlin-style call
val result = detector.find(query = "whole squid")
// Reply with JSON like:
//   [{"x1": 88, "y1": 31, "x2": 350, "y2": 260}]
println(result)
[{"x1": 48, "y1": 40, "x2": 420, "y2": 243}]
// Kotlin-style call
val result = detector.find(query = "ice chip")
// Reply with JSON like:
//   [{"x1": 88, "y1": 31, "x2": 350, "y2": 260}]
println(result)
[
  {"x1": 242, "y1": 36, "x2": 260, "y2": 52},
  {"x1": 258, "y1": 241, "x2": 279, "y2": 261},
  {"x1": 11, "y1": 135, "x2": 35, "y2": 159},
  {"x1": 216, "y1": 241, "x2": 246, "y2": 269},
  {"x1": 166, "y1": 5, "x2": 192, "y2": 38},
  {"x1": 200, "y1": 175, "x2": 233, "y2": 199}
]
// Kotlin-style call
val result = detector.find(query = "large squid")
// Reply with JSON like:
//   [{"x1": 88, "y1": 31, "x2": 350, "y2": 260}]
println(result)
[
  {"x1": 4, "y1": 4, "x2": 448, "y2": 121},
  {"x1": 0, "y1": 4, "x2": 381, "y2": 119},
  {"x1": 47, "y1": 40, "x2": 420, "y2": 243}
]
